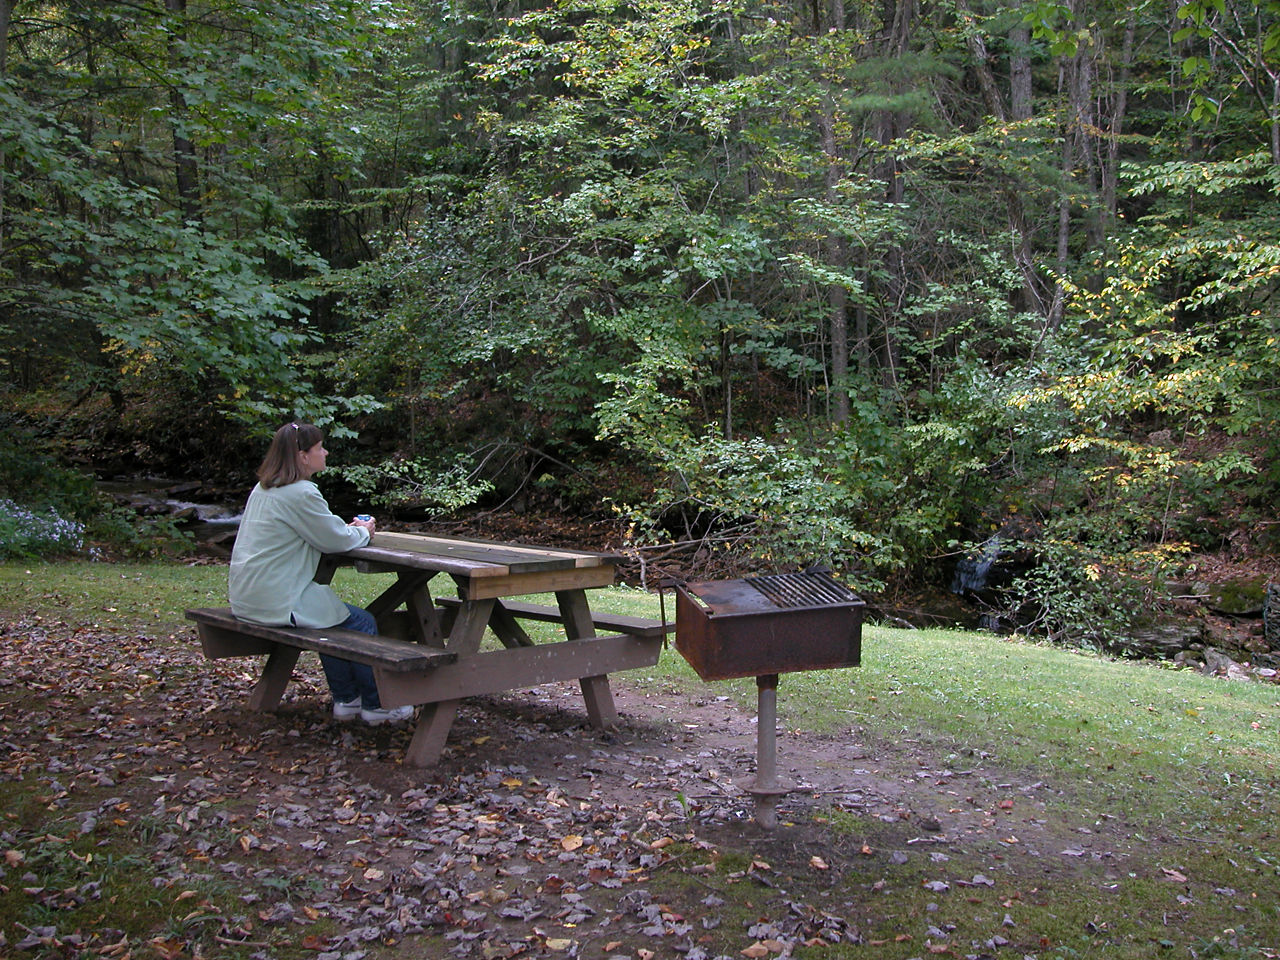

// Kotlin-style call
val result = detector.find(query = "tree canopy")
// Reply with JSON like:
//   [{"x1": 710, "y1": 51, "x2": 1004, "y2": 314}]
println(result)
[{"x1": 2, "y1": 0, "x2": 1277, "y2": 639}]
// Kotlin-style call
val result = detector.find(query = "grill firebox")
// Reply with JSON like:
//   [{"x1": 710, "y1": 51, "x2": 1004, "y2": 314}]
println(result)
[
  {"x1": 675, "y1": 571, "x2": 863, "y2": 681},
  {"x1": 673, "y1": 570, "x2": 864, "y2": 828}
]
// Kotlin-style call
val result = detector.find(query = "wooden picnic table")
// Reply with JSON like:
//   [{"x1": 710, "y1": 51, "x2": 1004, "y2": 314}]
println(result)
[{"x1": 311, "y1": 532, "x2": 666, "y2": 765}]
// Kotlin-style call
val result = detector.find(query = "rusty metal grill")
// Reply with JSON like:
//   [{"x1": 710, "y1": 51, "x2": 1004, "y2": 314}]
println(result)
[
  {"x1": 675, "y1": 570, "x2": 863, "y2": 681},
  {"x1": 745, "y1": 571, "x2": 860, "y2": 609},
  {"x1": 672, "y1": 569, "x2": 865, "y2": 829}
]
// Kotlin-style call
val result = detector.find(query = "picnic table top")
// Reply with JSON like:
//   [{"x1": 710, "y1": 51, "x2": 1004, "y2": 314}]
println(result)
[{"x1": 340, "y1": 531, "x2": 622, "y2": 580}]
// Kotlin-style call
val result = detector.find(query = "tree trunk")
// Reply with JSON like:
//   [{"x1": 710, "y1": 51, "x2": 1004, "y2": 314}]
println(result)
[
  {"x1": 0, "y1": 0, "x2": 11, "y2": 73},
  {"x1": 877, "y1": 0, "x2": 912, "y2": 397},
  {"x1": 957, "y1": 0, "x2": 1005, "y2": 121},
  {"x1": 164, "y1": 0, "x2": 202, "y2": 225},
  {"x1": 822, "y1": 0, "x2": 851, "y2": 423},
  {"x1": 1102, "y1": 12, "x2": 1137, "y2": 221},
  {"x1": 820, "y1": 97, "x2": 850, "y2": 424},
  {"x1": 1009, "y1": 24, "x2": 1032, "y2": 121},
  {"x1": 0, "y1": 0, "x2": 12, "y2": 257}
]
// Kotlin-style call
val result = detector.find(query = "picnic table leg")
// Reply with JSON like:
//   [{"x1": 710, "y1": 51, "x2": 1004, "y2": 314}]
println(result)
[
  {"x1": 556, "y1": 589, "x2": 619, "y2": 729},
  {"x1": 404, "y1": 700, "x2": 460, "y2": 767},
  {"x1": 247, "y1": 646, "x2": 301, "y2": 712},
  {"x1": 398, "y1": 597, "x2": 495, "y2": 767}
]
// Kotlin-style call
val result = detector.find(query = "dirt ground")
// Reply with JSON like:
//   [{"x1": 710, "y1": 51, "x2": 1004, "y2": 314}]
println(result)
[{"x1": 1, "y1": 614, "x2": 1192, "y2": 960}]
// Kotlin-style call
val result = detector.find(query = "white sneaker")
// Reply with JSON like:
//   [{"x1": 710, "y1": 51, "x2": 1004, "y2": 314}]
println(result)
[
  {"x1": 333, "y1": 697, "x2": 362, "y2": 720},
  {"x1": 361, "y1": 704, "x2": 414, "y2": 726}
]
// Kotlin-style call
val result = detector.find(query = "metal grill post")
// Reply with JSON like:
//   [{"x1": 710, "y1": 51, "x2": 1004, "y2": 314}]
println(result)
[{"x1": 748, "y1": 674, "x2": 788, "y2": 828}]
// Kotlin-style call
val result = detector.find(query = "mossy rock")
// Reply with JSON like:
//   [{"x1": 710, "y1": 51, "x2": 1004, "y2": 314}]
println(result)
[{"x1": 1207, "y1": 575, "x2": 1267, "y2": 616}]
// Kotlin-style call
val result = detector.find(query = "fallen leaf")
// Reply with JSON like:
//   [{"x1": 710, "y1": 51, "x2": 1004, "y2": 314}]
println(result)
[
  {"x1": 810, "y1": 855, "x2": 829, "y2": 870},
  {"x1": 560, "y1": 834, "x2": 584, "y2": 852},
  {"x1": 741, "y1": 943, "x2": 771, "y2": 958},
  {"x1": 1162, "y1": 867, "x2": 1189, "y2": 882}
]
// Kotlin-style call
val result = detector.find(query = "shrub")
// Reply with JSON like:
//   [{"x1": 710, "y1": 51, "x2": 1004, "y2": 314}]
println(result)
[{"x1": 0, "y1": 499, "x2": 85, "y2": 558}]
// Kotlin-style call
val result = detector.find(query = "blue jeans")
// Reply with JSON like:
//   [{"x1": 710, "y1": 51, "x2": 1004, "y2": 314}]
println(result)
[{"x1": 319, "y1": 603, "x2": 382, "y2": 709}]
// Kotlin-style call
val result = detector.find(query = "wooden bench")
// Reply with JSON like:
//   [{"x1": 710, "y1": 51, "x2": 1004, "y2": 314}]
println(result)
[
  {"x1": 186, "y1": 606, "x2": 456, "y2": 712},
  {"x1": 434, "y1": 596, "x2": 673, "y2": 641}
]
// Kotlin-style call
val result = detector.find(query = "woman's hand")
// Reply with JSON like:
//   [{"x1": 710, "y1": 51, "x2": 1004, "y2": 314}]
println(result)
[{"x1": 350, "y1": 515, "x2": 376, "y2": 535}]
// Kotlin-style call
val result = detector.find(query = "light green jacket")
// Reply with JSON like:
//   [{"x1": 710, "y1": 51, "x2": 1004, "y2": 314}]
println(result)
[{"x1": 228, "y1": 480, "x2": 370, "y2": 628}]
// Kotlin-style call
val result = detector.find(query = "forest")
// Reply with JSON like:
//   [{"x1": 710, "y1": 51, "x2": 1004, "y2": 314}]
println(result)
[{"x1": 1, "y1": 0, "x2": 1277, "y2": 649}]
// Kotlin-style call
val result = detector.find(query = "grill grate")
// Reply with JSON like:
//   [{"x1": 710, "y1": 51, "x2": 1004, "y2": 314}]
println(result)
[{"x1": 746, "y1": 571, "x2": 858, "y2": 609}]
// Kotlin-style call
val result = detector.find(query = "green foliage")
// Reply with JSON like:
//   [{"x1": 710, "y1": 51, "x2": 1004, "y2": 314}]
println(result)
[
  {"x1": 2, "y1": 0, "x2": 1278, "y2": 653},
  {"x1": 606, "y1": 373, "x2": 1026, "y2": 589},
  {"x1": 0, "y1": 1, "x2": 392, "y2": 431},
  {"x1": 341, "y1": 453, "x2": 494, "y2": 514},
  {"x1": 614, "y1": 426, "x2": 891, "y2": 585},
  {"x1": 1005, "y1": 536, "x2": 1175, "y2": 650}
]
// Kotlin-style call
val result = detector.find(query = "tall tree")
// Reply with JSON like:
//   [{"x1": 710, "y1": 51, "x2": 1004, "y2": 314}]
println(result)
[{"x1": 0, "y1": 0, "x2": 384, "y2": 427}]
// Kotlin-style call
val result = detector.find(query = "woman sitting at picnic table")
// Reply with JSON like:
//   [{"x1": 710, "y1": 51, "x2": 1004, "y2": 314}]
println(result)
[{"x1": 227, "y1": 422, "x2": 412, "y2": 726}]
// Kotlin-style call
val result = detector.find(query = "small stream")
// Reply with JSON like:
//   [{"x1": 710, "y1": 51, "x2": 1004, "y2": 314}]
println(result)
[{"x1": 100, "y1": 478, "x2": 244, "y2": 550}]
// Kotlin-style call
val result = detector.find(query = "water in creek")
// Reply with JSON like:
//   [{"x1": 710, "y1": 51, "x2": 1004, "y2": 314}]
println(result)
[{"x1": 99, "y1": 478, "x2": 244, "y2": 548}]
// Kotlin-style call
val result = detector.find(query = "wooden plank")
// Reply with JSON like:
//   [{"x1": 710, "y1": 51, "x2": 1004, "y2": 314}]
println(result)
[
  {"x1": 347, "y1": 547, "x2": 508, "y2": 579},
  {"x1": 186, "y1": 608, "x2": 455, "y2": 672},
  {"x1": 366, "y1": 532, "x2": 583, "y2": 574},
  {"x1": 373, "y1": 532, "x2": 619, "y2": 567},
  {"x1": 460, "y1": 564, "x2": 617, "y2": 600},
  {"x1": 374, "y1": 633, "x2": 663, "y2": 706},
  {"x1": 435, "y1": 596, "x2": 672, "y2": 638}
]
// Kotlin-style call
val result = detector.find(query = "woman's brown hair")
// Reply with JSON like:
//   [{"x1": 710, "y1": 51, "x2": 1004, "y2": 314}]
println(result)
[{"x1": 256, "y1": 422, "x2": 323, "y2": 488}]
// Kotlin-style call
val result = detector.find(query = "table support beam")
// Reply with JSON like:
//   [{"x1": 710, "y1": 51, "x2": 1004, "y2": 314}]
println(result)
[{"x1": 248, "y1": 647, "x2": 301, "y2": 712}]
